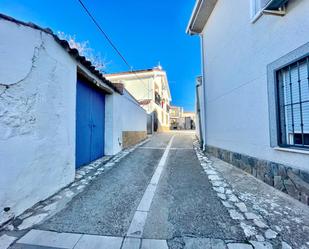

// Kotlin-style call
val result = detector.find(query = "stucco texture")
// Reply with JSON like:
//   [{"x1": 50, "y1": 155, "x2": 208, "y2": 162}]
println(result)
[
  {"x1": 0, "y1": 19, "x2": 76, "y2": 221},
  {"x1": 105, "y1": 90, "x2": 147, "y2": 155},
  {"x1": 201, "y1": 0, "x2": 309, "y2": 171}
]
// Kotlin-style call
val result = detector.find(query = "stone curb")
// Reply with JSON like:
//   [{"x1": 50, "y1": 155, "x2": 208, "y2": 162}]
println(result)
[
  {"x1": 0, "y1": 138, "x2": 150, "y2": 234},
  {"x1": 193, "y1": 140, "x2": 293, "y2": 249},
  {"x1": 205, "y1": 145, "x2": 309, "y2": 206}
]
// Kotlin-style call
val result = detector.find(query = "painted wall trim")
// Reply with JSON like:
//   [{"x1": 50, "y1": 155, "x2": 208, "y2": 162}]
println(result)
[{"x1": 267, "y1": 42, "x2": 309, "y2": 148}]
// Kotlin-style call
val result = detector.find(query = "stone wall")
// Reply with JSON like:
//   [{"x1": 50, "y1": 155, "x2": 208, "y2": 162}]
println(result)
[
  {"x1": 122, "y1": 131, "x2": 147, "y2": 149},
  {"x1": 206, "y1": 145, "x2": 309, "y2": 206}
]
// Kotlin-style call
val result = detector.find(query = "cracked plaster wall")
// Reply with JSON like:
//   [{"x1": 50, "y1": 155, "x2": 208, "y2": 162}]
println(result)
[{"x1": 0, "y1": 19, "x2": 76, "y2": 223}]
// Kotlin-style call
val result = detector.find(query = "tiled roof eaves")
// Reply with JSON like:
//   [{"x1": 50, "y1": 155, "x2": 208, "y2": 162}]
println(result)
[
  {"x1": 0, "y1": 13, "x2": 121, "y2": 94},
  {"x1": 105, "y1": 68, "x2": 164, "y2": 77},
  {"x1": 138, "y1": 99, "x2": 152, "y2": 105}
]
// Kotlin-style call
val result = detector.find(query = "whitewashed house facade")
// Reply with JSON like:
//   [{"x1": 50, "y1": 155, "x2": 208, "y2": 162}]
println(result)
[
  {"x1": 0, "y1": 14, "x2": 147, "y2": 226},
  {"x1": 187, "y1": 0, "x2": 309, "y2": 205},
  {"x1": 106, "y1": 67, "x2": 172, "y2": 132}
]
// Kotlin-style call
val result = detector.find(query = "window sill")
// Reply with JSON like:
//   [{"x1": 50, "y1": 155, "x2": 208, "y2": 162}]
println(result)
[{"x1": 273, "y1": 147, "x2": 309, "y2": 155}]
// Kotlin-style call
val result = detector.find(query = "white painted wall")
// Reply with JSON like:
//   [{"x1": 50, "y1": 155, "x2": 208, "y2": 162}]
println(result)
[
  {"x1": 123, "y1": 77, "x2": 153, "y2": 103},
  {"x1": 201, "y1": 0, "x2": 309, "y2": 171},
  {"x1": 0, "y1": 19, "x2": 76, "y2": 222},
  {"x1": 106, "y1": 72, "x2": 171, "y2": 128},
  {"x1": 105, "y1": 89, "x2": 147, "y2": 155}
]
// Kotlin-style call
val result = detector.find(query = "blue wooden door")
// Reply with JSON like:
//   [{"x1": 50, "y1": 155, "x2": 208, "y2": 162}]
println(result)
[
  {"x1": 90, "y1": 86, "x2": 105, "y2": 161},
  {"x1": 76, "y1": 79, "x2": 105, "y2": 168}
]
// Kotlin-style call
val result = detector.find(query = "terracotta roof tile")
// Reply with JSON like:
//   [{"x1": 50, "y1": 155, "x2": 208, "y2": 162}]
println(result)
[
  {"x1": 0, "y1": 13, "x2": 121, "y2": 94},
  {"x1": 138, "y1": 99, "x2": 152, "y2": 105}
]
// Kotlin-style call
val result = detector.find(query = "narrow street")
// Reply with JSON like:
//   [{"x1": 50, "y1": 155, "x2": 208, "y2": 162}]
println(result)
[
  {"x1": 1, "y1": 2, "x2": 309, "y2": 249},
  {"x1": 5, "y1": 132, "x2": 309, "y2": 249}
]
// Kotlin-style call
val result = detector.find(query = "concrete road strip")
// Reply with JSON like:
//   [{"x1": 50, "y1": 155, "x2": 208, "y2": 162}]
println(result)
[
  {"x1": 14, "y1": 230, "x2": 169, "y2": 249},
  {"x1": 138, "y1": 147, "x2": 166, "y2": 150},
  {"x1": 0, "y1": 234, "x2": 17, "y2": 249},
  {"x1": 73, "y1": 234, "x2": 123, "y2": 249},
  {"x1": 141, "y1": 239, "x2": 168, "y2": 249},
  {"x1": 126, "y1": 135, "x2": 175, "y2": 238},
  {"x1": 139, "y1": 146, "x2": 192, "y2": 150},
  {"x1": 17, "y1": 229, "x2": 82, "y2": 248},
  {"x1": 126, "y1": 211, "x2": 148, "y2": 238},
  {"x1": 122, "y1": 237, "x2": 141, "y2": 249},
  {"x1": 137, "y1": 184, "x2": 157, "y2": 211}
]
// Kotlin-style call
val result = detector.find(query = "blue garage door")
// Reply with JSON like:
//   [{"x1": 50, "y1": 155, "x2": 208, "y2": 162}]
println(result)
[{"x1": 76, "y1": 78, "x2": 105, "y2": 168}]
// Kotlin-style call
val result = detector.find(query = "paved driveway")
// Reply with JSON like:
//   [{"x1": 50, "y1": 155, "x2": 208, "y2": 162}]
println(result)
[{"x1": 3, "y1": 132, "x2": 309, "y2": 249}]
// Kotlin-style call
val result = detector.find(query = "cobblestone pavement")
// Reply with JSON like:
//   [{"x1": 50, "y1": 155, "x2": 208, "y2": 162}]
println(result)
[
  {"x1": 1, "y1": 132, "x2": 309, "y2": 249},
  {"x1": 206, "y1": 154, "x2": 309, "y2": 249}
]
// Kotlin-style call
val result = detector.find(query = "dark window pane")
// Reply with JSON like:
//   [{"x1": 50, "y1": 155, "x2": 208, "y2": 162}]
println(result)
[
  {"x1": 294, "y1": 134, "x2": 302, "y2": 145},
  {"x1": 305, "y1": 134, "x2": 309, "y2": 145}
]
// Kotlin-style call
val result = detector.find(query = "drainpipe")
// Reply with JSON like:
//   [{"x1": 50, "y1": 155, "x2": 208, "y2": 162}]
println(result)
[
  {"x1": 200, "y1": 34, "x2": 207, "y2": 151},
  {"x1": 196, "y1": 79, "x2": 203, "y2": 147}
]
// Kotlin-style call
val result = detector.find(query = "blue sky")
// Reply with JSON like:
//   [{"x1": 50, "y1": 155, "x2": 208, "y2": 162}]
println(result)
[{"x1": 0, "y1": 0, "x2": 200, "y2": 111}]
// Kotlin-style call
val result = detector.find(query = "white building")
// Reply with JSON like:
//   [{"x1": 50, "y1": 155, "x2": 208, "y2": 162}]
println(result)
[
  {"x1": 0, "y1": 14, "x2": 147, "y2": 225},
  {"x1": 170, "y1": 106, "x2": 196, "y2": 130},
  {"x1": 106, "y1": 67, "x2": 172, "y2": 132},
  {"x1": 170, "y1": 106, "x2": 184, "y2": 129},
  {"x1": 187, "y1": 0, "x2": 309, "y2": 205}
]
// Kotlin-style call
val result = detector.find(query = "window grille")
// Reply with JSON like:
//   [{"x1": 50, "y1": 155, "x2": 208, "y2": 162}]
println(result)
[{"x1": 277, "y1": 55, "x2": 309, "y2": 148}]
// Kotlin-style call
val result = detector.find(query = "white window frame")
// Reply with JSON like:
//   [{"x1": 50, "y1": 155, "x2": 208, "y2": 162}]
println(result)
[
  {"x1": 250, "y1": 0, "x2": 266, "y2": 23},
  {"x1": 251, "y1": 0, "x2": 288, "y2": 23}
]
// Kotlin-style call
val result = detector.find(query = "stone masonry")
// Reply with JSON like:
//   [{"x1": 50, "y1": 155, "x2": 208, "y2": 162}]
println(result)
[
  {"x1": 206, "y1": 145, "x2": 309, "y2": 206},
  {"x1": 122, "y1": 131, "x2": 147, "y2": 149}
]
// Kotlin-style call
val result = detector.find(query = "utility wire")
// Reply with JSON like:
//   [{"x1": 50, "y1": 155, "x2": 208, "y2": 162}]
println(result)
[
  {"x1": 77, "y1": 0, "x2": 130, "y2": 68},
  {"x1": 77, "y1": 0, "x2": 165, "y2": 103}
]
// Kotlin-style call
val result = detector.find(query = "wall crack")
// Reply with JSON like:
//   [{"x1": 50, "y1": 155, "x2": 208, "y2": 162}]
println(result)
[{"x1": 0, "y1": 32, "x2": 46, "y2": 97}]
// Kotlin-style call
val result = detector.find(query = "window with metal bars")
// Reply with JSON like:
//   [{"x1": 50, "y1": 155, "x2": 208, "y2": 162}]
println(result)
[{"x1": 277, "y1": 55, "x2": 309, "y2": 149}]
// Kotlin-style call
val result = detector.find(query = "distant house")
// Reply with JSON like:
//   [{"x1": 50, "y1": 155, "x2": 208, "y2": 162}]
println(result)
[
  {"x1": 187, "y1": 0, "x2": 309, "y2": 205},
  {"x1": 105, "y1": 66, "x2": 172, "y2": 132},
  {"x1": 170, "y1": 106, "x2": 195, "y2": 130},
  {"x1": 183, "y1": 112, "x2": 196, "y2": 130},
  {"x1": 170, "y1": 106, "x2": 184, "y2": 129},
  {"x1": 0, "y1": 13, "x2": 147, "y2": 225}
]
